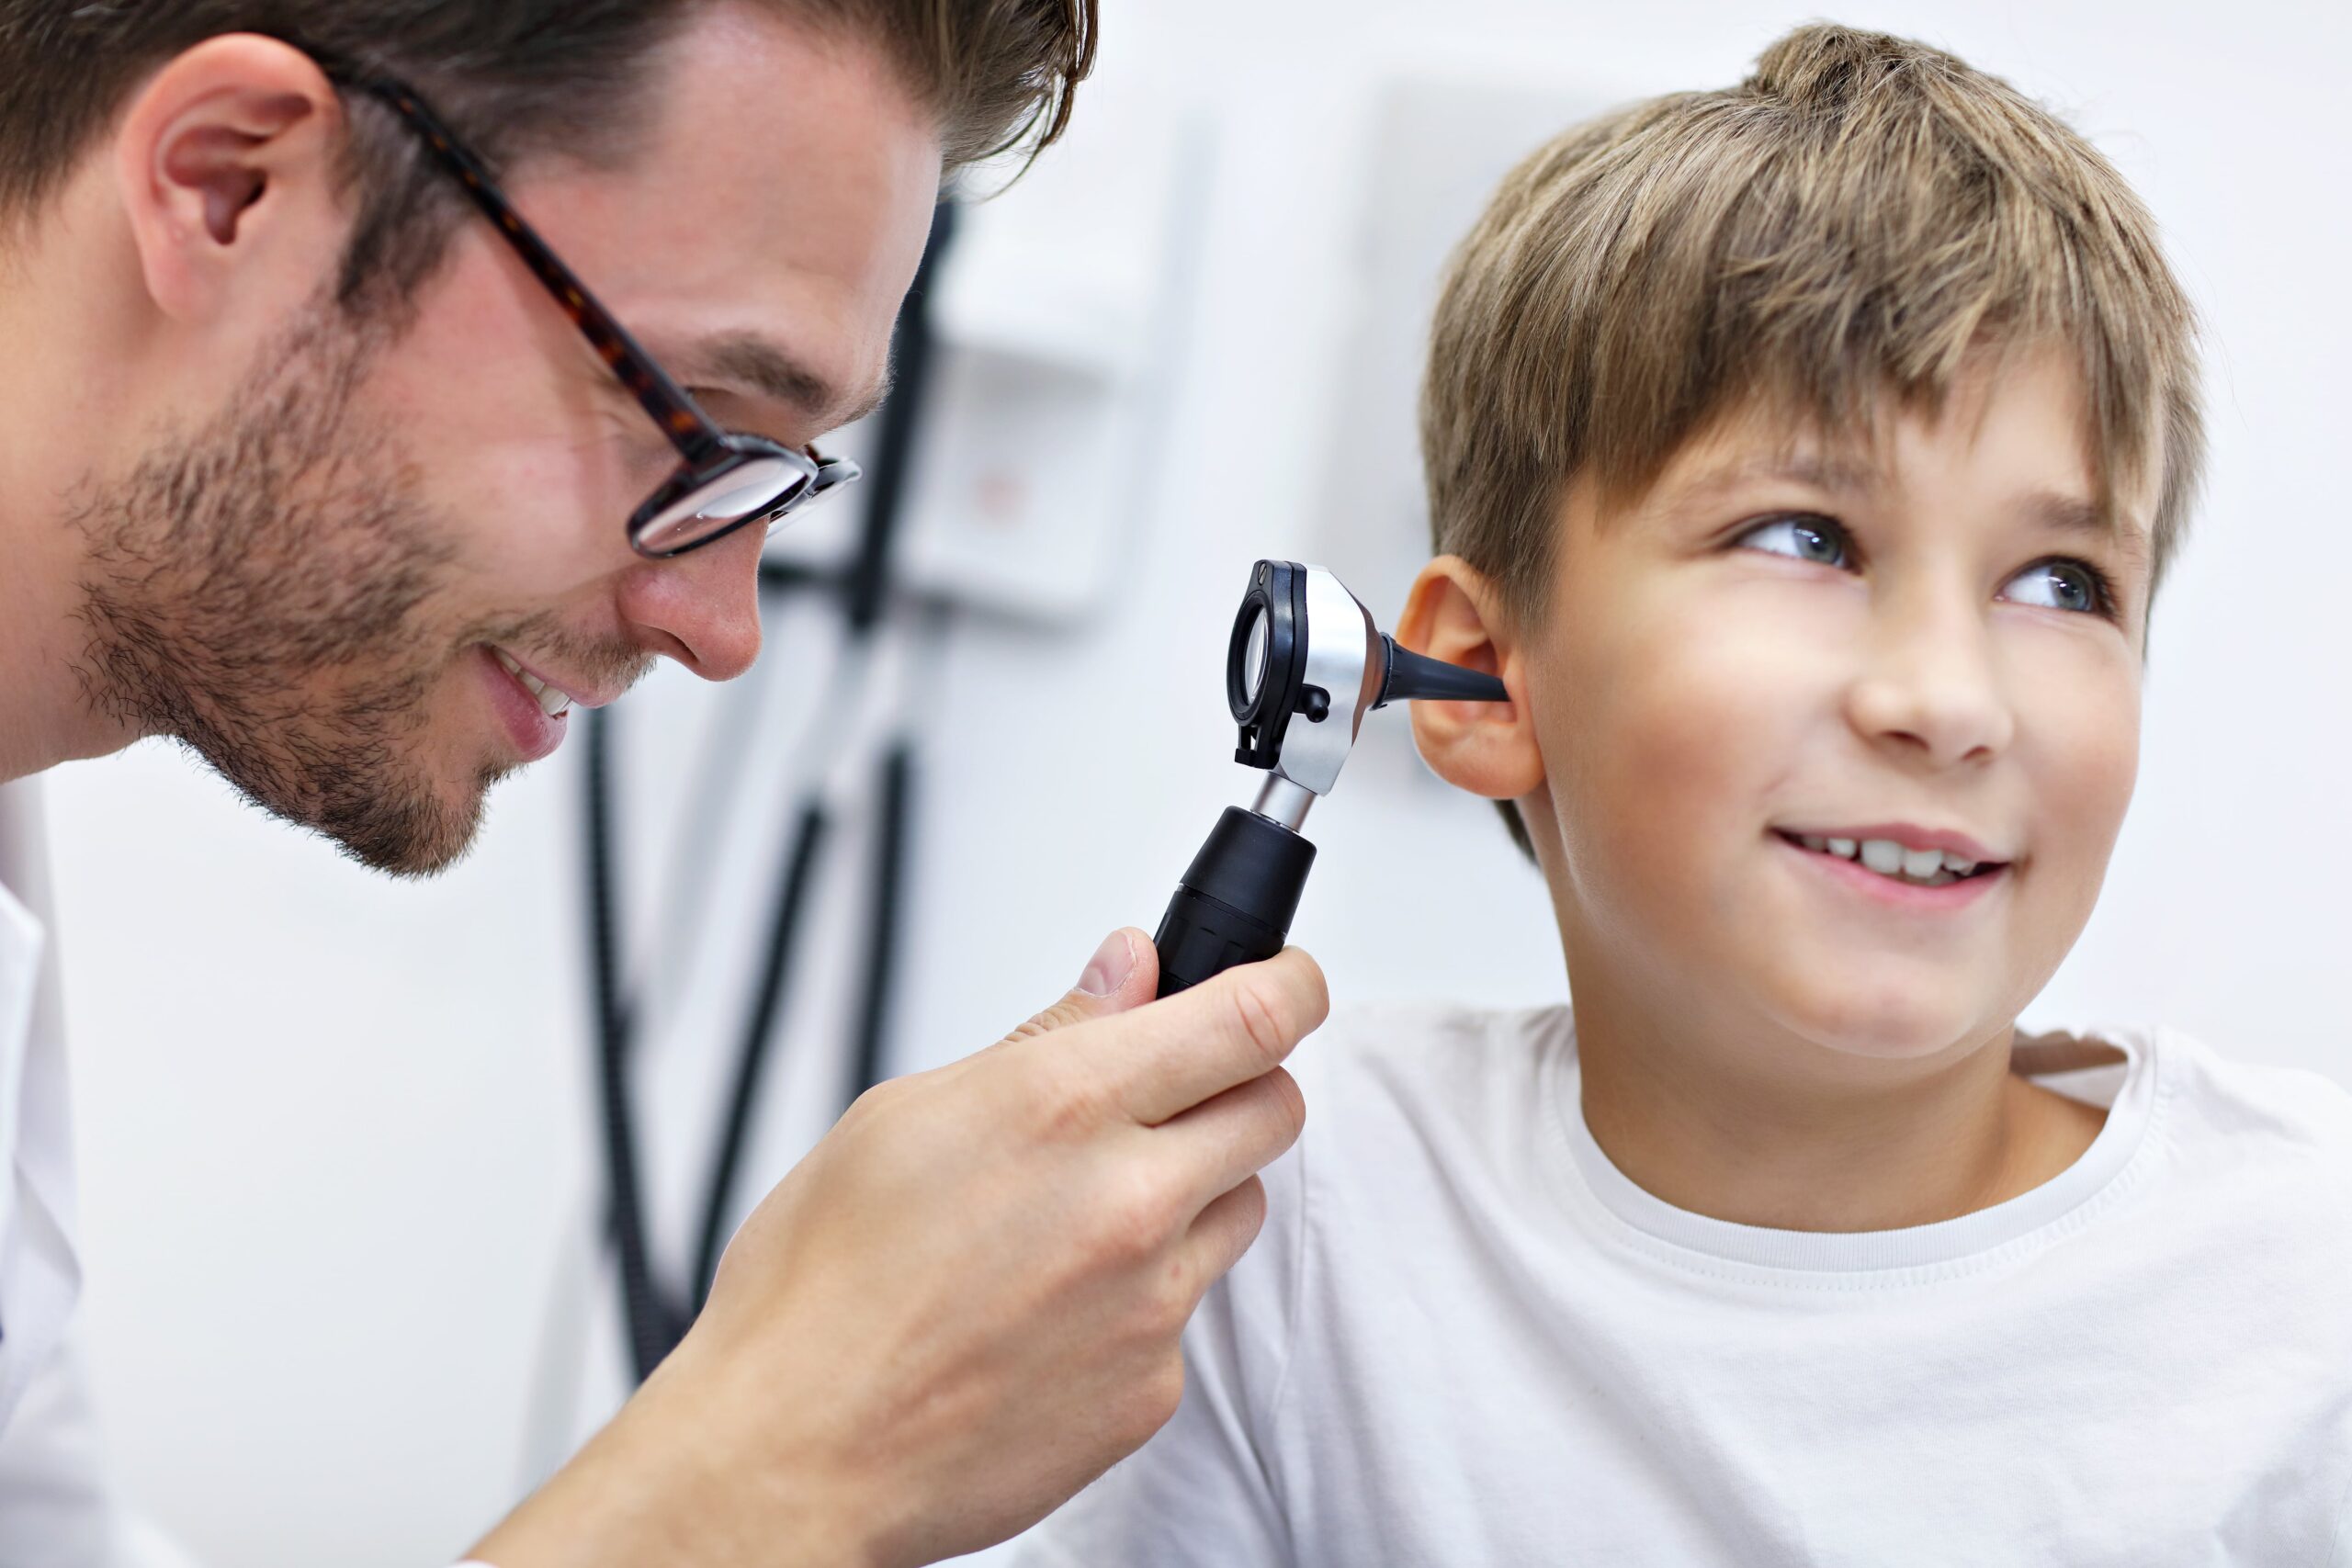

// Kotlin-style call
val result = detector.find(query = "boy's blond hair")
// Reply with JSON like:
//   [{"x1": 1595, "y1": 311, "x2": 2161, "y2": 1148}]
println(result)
[{"x1": 1421, "y1": 23, "x2": 2204, "y2": 625}]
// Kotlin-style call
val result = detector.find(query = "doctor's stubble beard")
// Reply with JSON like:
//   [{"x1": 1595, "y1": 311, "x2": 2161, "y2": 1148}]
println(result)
[{"x1": 68, "y1": 304, "x2": 562, "y2": 877}]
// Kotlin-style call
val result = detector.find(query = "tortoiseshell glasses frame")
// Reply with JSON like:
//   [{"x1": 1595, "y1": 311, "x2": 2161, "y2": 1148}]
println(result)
[{"x1": 342, "y1": 73, "x2": 862, "y2": 558}]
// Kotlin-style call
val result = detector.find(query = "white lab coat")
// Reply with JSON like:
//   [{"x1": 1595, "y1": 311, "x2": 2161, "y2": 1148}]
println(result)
[{"x1": 0, "y1": 777, "x2": 197, "y2": 1566}]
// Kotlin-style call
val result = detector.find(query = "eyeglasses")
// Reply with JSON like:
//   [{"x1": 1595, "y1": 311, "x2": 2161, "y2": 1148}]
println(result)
[{"x1": 344, "y1": 74, "x2": 862, "y2": 558}]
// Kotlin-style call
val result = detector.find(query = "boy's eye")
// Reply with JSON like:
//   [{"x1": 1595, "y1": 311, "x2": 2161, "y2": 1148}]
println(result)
[
  {"x1": 1731, "y1": 519, "x2": 2121, "y2": 622},
  {"x1": 2002, "y1": 559, "x2": 2114, "y2": 617},
  {"x1": 1736, "y1": 514, "x2": 1850, "y2": 568}
]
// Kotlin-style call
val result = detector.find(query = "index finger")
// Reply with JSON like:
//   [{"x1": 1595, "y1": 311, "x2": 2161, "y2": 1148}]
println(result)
[{"x1": 1084, "y1": 947, "x2": 1329, "y2": 1126}]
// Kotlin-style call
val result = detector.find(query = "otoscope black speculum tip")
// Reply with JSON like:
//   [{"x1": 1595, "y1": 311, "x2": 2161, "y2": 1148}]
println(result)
[{"x1": 1375, "y1": 635, "x2": 1508, "y2": 709}]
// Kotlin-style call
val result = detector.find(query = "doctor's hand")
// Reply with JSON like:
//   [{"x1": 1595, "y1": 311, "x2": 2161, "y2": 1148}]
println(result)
[{"x1": 471, "y1": 930, "x2": 1325, "y2": 1568}]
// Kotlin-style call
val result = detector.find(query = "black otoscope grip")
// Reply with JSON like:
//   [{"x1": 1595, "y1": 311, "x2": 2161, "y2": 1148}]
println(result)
[{"x1": 1153, "y1": 807, "x2": 1318, "y2": 998}]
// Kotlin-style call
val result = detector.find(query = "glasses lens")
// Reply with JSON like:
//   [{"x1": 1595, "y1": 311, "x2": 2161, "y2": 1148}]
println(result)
[{"x1": 636, "y1": 456, "x2": 809, "y2": 555}]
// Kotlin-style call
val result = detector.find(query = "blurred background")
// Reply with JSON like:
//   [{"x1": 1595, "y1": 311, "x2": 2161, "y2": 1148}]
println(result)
[{"x1": 34, "y1": 0, "x2": 2351, "y2": 1562}]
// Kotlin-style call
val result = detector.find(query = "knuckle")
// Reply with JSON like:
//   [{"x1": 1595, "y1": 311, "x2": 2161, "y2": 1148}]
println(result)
[
  {"x1": 1148, "y1": 1250, "x2": 1199, "y2": 1332},
  {"x1": 1125, "y1": 1355, "x2": 1187, "y2": 1440},
  {"x1": 1092, "y1": 1168, "x2": 1181, "y2": 1264},
  {"x1": 1002, "y1": 999, "x2": 1080, "y2": 1045},
  {"x1": 1224, "y1": 973, "x2": 1294, "y2": 1073},
  {"x1": 1149, "y1": 1356, "x2": 1188, "y2": 1422},
  {"x1": 1230, "y1": 1173, "x2": 1272, "y2": 1239},
  {"x1": 1285, "y1": 948, "x2": 1332, "y2": 1026},
  {"x1": 1194, "y1": 1179, "x2": 1270, "y2": 1285},
  {"x1": 1262, "y1": 1065, "x2": 1307, "y2": 1140},
  {"x1": 1036, "y1": 1059, "x2": 1117, "y2": 1144},
  {"x1": 840, "y1": 1075, "x2": 908, "y2": 1132}
]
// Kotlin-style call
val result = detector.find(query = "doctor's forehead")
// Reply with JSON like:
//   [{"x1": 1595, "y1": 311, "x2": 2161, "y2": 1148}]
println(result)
[{"x1": 520, "y1": 3, "x2": 941, "y2": 423}]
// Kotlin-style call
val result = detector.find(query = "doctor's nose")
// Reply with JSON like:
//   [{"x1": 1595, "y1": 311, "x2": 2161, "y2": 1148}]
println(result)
[{"x1": 616, "y1": 522, "x2": 768, "y2": 682}]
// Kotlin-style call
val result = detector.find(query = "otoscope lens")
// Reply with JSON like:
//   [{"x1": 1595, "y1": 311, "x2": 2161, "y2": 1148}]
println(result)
[{"x1": 1241, "y1": 606, "x2": 1270, "y2": 703}]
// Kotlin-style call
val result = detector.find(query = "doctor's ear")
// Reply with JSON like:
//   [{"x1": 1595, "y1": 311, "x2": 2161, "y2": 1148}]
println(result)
[
  {"x1": 1396, "y1": 556, "x2": 1545, "y2": 805},
  {"x1": 114, "y1": 34, "x2": 351, "y2": 325}
]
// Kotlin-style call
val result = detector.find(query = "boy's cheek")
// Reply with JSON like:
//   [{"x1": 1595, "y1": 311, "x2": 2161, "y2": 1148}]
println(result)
[
  {"x1": 1531, "y1": 591, "x2": 1813, "y2": 903},
  {"x1": 2015, "y1": 668, "x2": 2142, "y2": 942}
]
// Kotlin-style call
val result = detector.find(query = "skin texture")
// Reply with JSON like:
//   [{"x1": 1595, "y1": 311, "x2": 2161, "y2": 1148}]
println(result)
[
  {"x1": 0, "y1": 6, "x2": 1329, "y2": 1564},
  {"x1": 1402, "y1": 351, "x2": 2146, "y2": 1233}
]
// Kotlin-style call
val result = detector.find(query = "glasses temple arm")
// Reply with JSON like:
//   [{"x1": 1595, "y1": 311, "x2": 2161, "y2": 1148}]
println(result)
[{"x1": 342, "y1": 74, "x2": 729, "y2": 468}]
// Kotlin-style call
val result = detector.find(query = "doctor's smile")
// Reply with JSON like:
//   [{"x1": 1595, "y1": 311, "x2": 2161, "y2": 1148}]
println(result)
[{"x1": 479, "y1": 643, "x2": 631, "y2": 763}]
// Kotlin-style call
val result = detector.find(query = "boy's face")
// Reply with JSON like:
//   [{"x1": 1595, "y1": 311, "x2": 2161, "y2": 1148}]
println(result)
[{"x1": 1521, "y1": 350, "x2": 2154, "y2": 1064}]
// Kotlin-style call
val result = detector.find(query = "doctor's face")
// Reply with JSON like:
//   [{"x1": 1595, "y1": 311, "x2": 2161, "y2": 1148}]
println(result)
[{"x1": 73, "y1": 6, "x2": 940, "y2": 874}]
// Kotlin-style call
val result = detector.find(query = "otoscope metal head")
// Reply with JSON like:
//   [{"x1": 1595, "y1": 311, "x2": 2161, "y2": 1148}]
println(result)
[
  {"x1": 1150, "y1": 559, "x2": 1513, "y2": 998},
  {"x1": 1225, "y1": 559, "x2": 1508, "y2": 806}
]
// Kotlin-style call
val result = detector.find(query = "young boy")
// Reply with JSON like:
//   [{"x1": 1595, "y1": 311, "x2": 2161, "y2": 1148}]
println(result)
[{"x1": 1018, "y1": 23, "x2": 2352, "y2": 1565}]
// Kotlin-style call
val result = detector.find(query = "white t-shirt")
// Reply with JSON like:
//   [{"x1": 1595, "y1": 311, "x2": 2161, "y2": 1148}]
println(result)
[{"x1": 1016, "y1": 1004, "x2": 2352, "y2": 1566}]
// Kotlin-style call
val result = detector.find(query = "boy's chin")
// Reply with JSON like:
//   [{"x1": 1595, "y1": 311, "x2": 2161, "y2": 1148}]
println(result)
[{"x1": 1760, "y1": 970, "x2": 2007, "y2": 1065}]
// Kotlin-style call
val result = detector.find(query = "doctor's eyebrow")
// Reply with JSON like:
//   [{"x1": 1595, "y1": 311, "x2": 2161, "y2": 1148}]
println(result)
[{"x1": 682, "y1": 333, "x2": 894, "y2": 434}]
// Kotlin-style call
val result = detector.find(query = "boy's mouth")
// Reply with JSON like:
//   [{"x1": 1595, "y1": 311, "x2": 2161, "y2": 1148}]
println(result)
[{"x1": 1770, "y1": 828, "x2": 2010, "y2": 890}]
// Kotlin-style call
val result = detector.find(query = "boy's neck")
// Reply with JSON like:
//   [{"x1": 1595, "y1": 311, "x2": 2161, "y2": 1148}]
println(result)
[{"x1": 1570, "y1": 969, "x2": 2108, "y2": 1234}]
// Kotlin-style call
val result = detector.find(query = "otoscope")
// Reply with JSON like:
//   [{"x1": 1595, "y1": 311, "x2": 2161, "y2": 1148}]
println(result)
[{"x1": 1151, "y1": 560, "x2": 1511, "y2": 997}]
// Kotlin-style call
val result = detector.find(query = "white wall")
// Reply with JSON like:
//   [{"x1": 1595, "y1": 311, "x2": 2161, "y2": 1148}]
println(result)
[{"x1": 37, "y1": 3, "x2": 2351, "y2": 1563}]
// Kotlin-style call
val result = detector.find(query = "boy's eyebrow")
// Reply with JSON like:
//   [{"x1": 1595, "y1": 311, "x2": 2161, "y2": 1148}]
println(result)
[
  {"x1": 1661, "y1": 450, "x2": 1883, "y2": 509},
  {"x1": 2021, "y1": 489, "x2": 2153, "y2": 571}
]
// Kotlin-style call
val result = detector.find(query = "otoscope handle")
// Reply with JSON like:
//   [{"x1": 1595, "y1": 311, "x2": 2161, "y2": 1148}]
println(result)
[{"x1": 1153, "y1": 807, "x2": 1318, "y2": 998}]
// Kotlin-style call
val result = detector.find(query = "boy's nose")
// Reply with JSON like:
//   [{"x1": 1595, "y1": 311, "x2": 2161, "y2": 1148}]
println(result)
[
  {"x1": 1843, "y1": 600, "x2": 2016, "y2": 769},
  {"x1": 613, "y1": 522, "x2": 767, "y2": 682}
]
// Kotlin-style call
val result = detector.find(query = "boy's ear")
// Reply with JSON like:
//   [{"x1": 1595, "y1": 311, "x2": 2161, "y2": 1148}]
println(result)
[
  {"x1": 1396, "y1": 556, "x2": 1546, "y2": 805},
  {"x1": 113, "y1": 34, "x2": 351, "y2": 326}
]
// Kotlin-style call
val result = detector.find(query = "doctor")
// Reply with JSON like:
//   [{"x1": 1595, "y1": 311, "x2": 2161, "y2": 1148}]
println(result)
[{"x1": 0, "y1": 1, "x2": 1327, "y2": 1564}]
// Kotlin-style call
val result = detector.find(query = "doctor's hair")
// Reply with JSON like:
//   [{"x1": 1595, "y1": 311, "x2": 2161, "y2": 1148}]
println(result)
[
  {"x1": 0, "y1": 0, "x2": 1094, "y2": 310},
  {"x1": 1419, "y1": 22, "x2": 2203, "y2": 858}
]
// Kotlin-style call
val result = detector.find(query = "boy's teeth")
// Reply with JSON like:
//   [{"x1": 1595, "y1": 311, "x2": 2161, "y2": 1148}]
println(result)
[{"x1": 1808, "y1": 834, "x2": 1987, "y2": 887}]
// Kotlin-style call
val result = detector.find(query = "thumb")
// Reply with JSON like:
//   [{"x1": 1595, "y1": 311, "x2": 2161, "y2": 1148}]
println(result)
[{"x1": 1001, "y1": 928, "x2": 1160, "y2": 1043}]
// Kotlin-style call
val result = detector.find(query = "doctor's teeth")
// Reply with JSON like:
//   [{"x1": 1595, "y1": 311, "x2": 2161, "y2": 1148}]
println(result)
[{"x1": 493, "y1": 649, "x2": 572, "y2": 717}]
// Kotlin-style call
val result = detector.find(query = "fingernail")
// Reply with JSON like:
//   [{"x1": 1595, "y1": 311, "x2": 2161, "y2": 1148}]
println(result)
[{"x1": 1078, "y1": 931, "x2": 1135, "y2": 997}]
